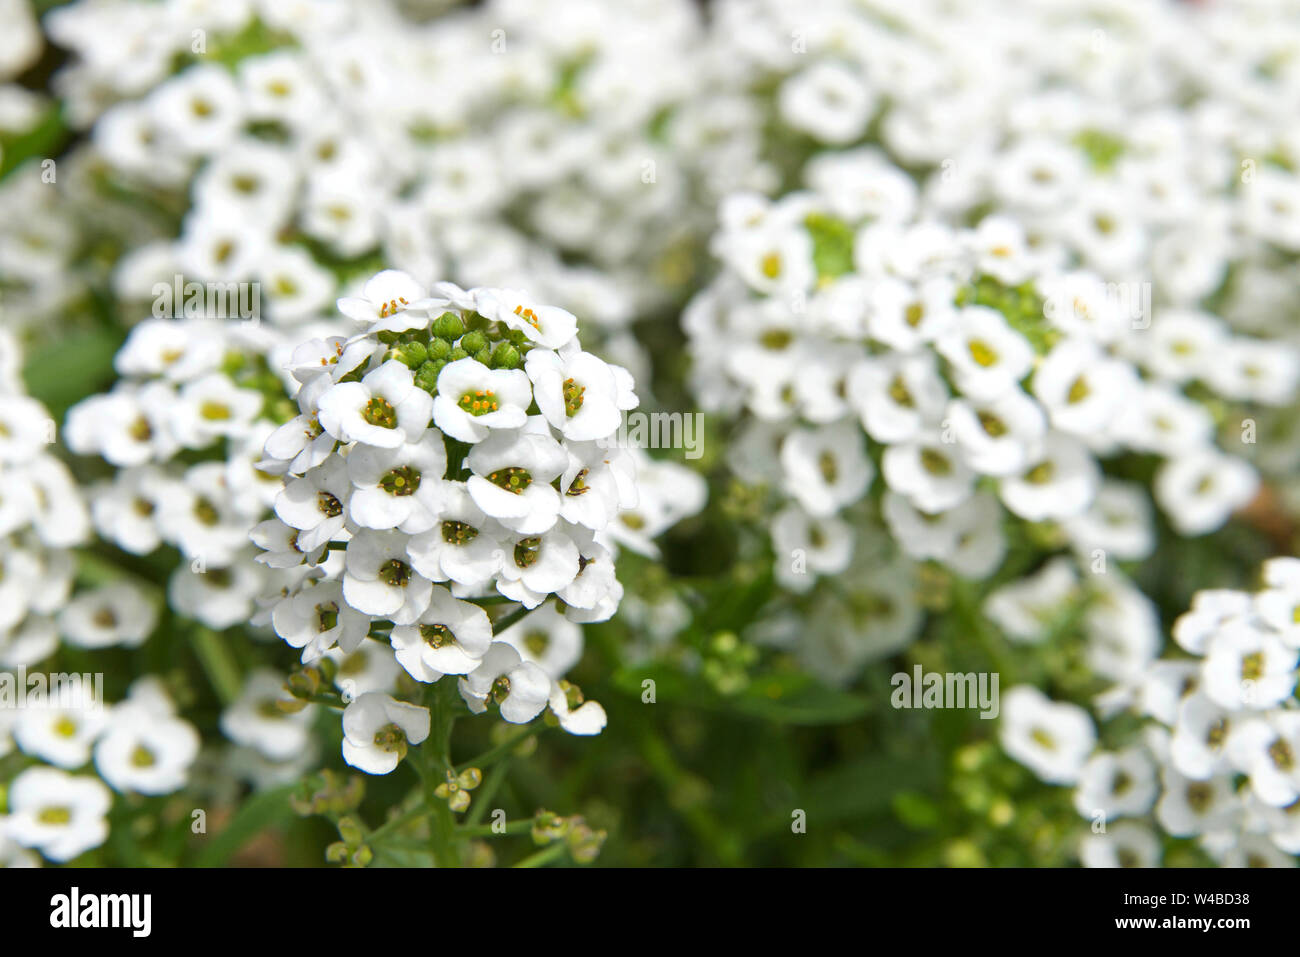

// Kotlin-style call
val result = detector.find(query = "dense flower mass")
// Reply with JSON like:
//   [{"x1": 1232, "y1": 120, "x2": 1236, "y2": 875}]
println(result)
[
  {"x1": 997, "y1": 558, "x2": 1300, "y2": 867},
  {"x1": 1, "y1": 0, "x2": 1300, "y2": 873},
  {"x1": 253, "y1": 271, "x2": 644, "y2": 760}
]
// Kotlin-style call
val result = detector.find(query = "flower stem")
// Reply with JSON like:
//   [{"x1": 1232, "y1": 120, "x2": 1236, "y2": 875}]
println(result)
[
  {"x1": 490, "y1": 602, "x2": 536, "y2": 635},
  {"x1": 456, "y1": 723, "x2": 545, "y2": 774},
  {"x1": 188, "y1": 627, "x2": 242, "y2": 706},
  {"x1": 513, "y1": 842, "x2": 569, "y2": 868}
]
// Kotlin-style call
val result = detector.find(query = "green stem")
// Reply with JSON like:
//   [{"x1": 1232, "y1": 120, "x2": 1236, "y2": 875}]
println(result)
[
  {"x1": 368, "y1": 801, "x2": 431, "y2": 845},
  {"x1": 513, "y1": 842, "x2": 569, "y2": 868},
  {"x1": 457, "y1": 724, "x2": 545, "y2": 774},
  {"x1": 422, "y1": 682, "x2": 460, "y2": 867},
  {"x1": 465, "y1": 759, "x2": 511, "y2": 827},
  {"x1": 188, "y1": 627, "x2": 242, "y2": 706},
  {"x1": 491, "y1": 602, "x2": 536, "y2": 634}
]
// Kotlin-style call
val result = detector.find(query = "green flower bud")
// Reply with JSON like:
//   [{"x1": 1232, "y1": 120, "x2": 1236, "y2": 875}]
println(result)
[
  {"x1": 432, "y1": 312, "x2": 465, "y2": 339},
  {"x1": 473, "y1": 348, "x2": 492, "y2": 365},
  {"x1": 415, "y1": 360, "x2": 443, "y2": 393},
  {"x1": 427, "y1": 337, "x2": 452, "y2": 360},
  {"x1": 398, "y1": 340, "x2": 428, "y2": 367},
  {"x1": 491, "y1": 342, "x2": 521, "y2": 369},
  {"x1": 447, "y1": 347, "x2": 469, "y2": 362},
  {"x1": 460, "y1": 331, "x2": 488, "y2": 354}
]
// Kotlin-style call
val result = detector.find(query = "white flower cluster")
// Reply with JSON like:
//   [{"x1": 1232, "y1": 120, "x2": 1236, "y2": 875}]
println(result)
[
  {"x1": 64, "y1": 318, "x2": 294, "y2": 629},
  {"x1": 253, "y1": 270, "x2": 643, "y2": 772},
  {"x1": 23, "y1": 0, "x2": 765, "y2": 345},
  {"x1": 709, "y1": 0, "x2": 1300, "y2": 294},
  {"x1": 0, "y1": 678, "x2": 200, "y2": 864},
  {"x1": 998, "y1": 557, "x2": 1300, "y2": 868},
  {"x1": 0, "y1": 331, "x2": 92, "y2": 668},
  {"x1": 688, "y1": 181, "x2": 1297, "y2": 590}
]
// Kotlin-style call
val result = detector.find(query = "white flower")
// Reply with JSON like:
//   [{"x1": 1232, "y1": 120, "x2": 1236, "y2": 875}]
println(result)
[
  {"x1": 94, "y1": 683, "x2": 199, "y2": 795},
  {"x1": 0, "y1": 394, "x2": 54, "y2": 464},
  {"x1": 548, "y1": 681, "x2": 607, "y2": 736},
  {"x1": 272, "y1": 579, "x2": 369, "y2": 663},
  {"x1": 432, "y1": 358, "x2": 533, "y2": 444},
  {"x1": 89, "y1": 465, "x2": 170, "y2": 555},
  {"x1": 778, "y1": 61, "x2": 875, "y2": 145},
  {"x1": 1000, "y1": 685, "x2": 1096, "y2": 784},
  {"x1": 945, "y1": 386, "x2": 1046, "y2": 477},
  {"x1": 525, "y1": 347, "x2": 623, "y2": 441},
  {"x1": 57, "y1": 583, "x2": 156, "y2": 650},
  {"x1": 168, "y1": 373, "x2": 264, "y2": 447},
  {"x1": 168, "y1": 555, "x2": 265, "y2": 630},
  {"x1": 771, "y1": 504, "x2": 853, "y2": 591},
  {"x1": 342, "y1": 529, "x2": 433, "y2": 624},
  {"x1": 157, "y1": 462, "x2": 250, "y2": 564},
  {"x1": 1155, "y1": 769, "x2": 1239, "y2": 837},
  {"x1": 274, "y1": 456, "x2": 352, "y2": 552},
  {"x1": 1169, "y1": 693, "x2": 1234, "y2": 780},
  {"x1": 458, "y1": 641, "x2": 551, "y2": 724},
  {"x1": 336, "y1": 269, "x2": 432, "y2": 332},
  {"x1": 316, "y1": 360, "x2": 432, "y2": 450},
  {"x1": 475, "y1": 288, "x2": 578, "y2": 350},
  {"x1": 340, "y1": 692, "x2": 430, "y2": 775},
  {"x1": 328, "y1": 637, "x2": 403, "y2": 700},
  {"x1": 1201, "y1": 620, "x2": 1297, "y2": 711},
  {"x1": 347, "y1": 432, "x2": 448, "y2": 533},
  {"x1": 864, "y1": 275, "x2": 957, "y2": 352},
  {"x1": 466, "y1": 428, "x2": 569, "y2": 535},
  {"x1": 999, "y1": 432, "x2": 1099, "y2": 521},
  {"x1": 881, "y1": 432, "x2": 975, "y2": 514},
  {"x1": 1079, "y1": 822, "x2": 1160, "y2": 868},
  {"x1": 1154, "y1": 451, "x2": 1258, "y2": 537},
  {"x1": 779, "y1": 420, "x2": 873, "y2": 518},
  {"x1": 13, "y1": 697, "x2": 107, "y2": 769},
  {"x1": 1063, "y1": 480, "x2": 1154, "y2": 562},
  {"x1": 1226, "y1": 712, "x2": 1300, "y2": 808},
  {"x1": 984, "y1": 558, "x2": 1079, "y2": 643},
  {"x1": 406, "y1": 485, "x2": 504, "y2": 588},
  {"x1": 936, "y1": 306, "x2": 1035, "y2": 401},
  {"x1": 219, "y1": 670, "x2": 315, "y2": 763},
  {"x1": 847, "y1": 352, "x2": 948, "y2": 445},
  {"x1": 389, "y1": 586, "x2": 493, "y2": 679},
  {"x1": 557, "y1": 441, "x2": 638, "y2": 532},
  {"x1": 1032, "y1": 339, "x2": 1134, "y2": 437},
  {"x1": 1072, "y1": 747, "x2": 1158, "y2": 820},
  {"x1": 5, "y1": 767, "x2": 110, "y2": 862},
  {"x1": 496, "y1": 529, "x2": 581, "y2": 608}
]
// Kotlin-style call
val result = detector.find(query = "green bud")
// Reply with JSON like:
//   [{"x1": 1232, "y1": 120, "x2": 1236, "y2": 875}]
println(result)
[
  {"x1": 490, "y1": 342, "x2": 521, "y2": 369},
  {"x1": 415, "y1": 360, "x2": 442, "y2": 393},
  {"x1": 447, "y1": 347, "x2": 469, "y2": 362},
  {"x1": 350, "y1": 845, "x2": 374, "y2": 867},
  {"x1": 460, "y1": 331, "x2": 488, "y2": 354},
  {"x1": 432, "y1": 312, "x2": 465, "y2": 339},
  {"x1": 337, "y1": 816, "x2": 364, "y2": 846},
  {"x1": 389, "y1": 340, "x2": 427, "y2": 368},
  {"x1": 427, "y1": 337, "x2": 452, "y2": 360},
  {"x1": 473, "y1": 348, "x2": 492, "y2": 366},
  {"x1": 325, "y1": 842, "x2": 350, "y2": 864}
]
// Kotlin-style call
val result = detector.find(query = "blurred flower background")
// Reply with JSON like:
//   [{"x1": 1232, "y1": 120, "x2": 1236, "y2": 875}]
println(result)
[{"x1": 1, "y1": 0, "x2": 1299, "y2": 868}]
